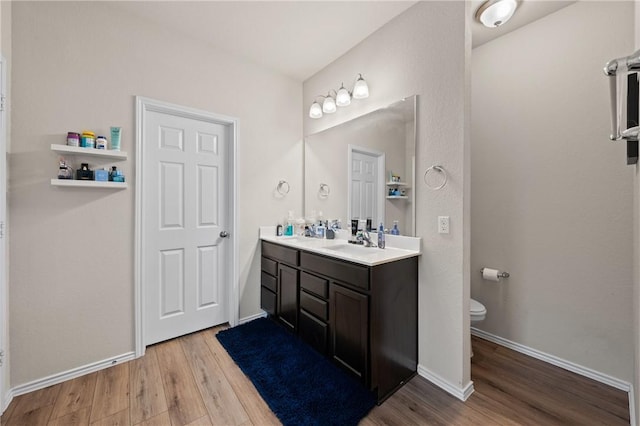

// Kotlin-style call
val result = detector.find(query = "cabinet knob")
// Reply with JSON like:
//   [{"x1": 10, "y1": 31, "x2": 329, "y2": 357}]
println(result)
[{"x1": 220, "y1": 231, "x2": 229, "y2": 238}]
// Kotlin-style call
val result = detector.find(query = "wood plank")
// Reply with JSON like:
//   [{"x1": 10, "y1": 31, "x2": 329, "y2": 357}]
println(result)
[
  {"x1": 9, "y1": 383, "x2": 61, "y2": 419},
  {"x1": 203, "y1": 328, "x2": 280, "y2": 426},
  {"x1": 129, "y1": 346, "x2": 167, "y2": 425},
  {"x1": 154, "y1": 339, "x2": 207, "y2": 426},
  {"x1": 180, "y1": 332, "x2": 251, "y2": 426},
  {"x1": 50, "y1": 372, "x2": 97, "y2": 420},
  {"x1": 6, "y1": 404, "x2": 54, "y2": 426},
  {"x1": 132, "y1": 411, "x2": 170, "y2": 426},
  {"x1": 1, "y1": 395, "x2": 17, "y2": 425},
  {"x1": 90, "y1": 408, "x2": 129, "y2": 426},
  {"x1": 48, "y1": 406, "x2": 91, "y2": 426},
  {"x1": 184, "y1": 414, "x2": 213, "y2": 426},
  {"x1": 90, "y1": 363, "x2": 130, "y2": 423}
]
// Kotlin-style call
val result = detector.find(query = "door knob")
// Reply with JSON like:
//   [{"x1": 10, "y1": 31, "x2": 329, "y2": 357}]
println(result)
[{"x1": 220, "y1": 231, "x2": 229, "y2": 238}]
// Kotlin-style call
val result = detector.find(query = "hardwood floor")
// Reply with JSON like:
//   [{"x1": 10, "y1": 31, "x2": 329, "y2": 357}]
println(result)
[{"x1": 1, "y1": 330, "x2": 629, "y2": 425}]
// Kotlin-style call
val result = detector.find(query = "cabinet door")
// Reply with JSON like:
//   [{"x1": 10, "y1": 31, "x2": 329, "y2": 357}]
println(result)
[
  {"x1": 278, "y1": 264, "x2": 299, "y2": 332},
  {"x1": 299, "y1": 309, "x2": 328, "y2": 355},
  {"x1": 330, "y1": 283, "x2": 369, "y2": 381}
]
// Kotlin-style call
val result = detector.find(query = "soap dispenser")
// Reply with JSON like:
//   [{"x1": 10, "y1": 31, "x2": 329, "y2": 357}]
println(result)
[
  {"x1": 284, "y1": 211, "x2": 294, "y2": 236},
  {"x1": 391, "y1": 221, "x2": 400, "y2": 235}
]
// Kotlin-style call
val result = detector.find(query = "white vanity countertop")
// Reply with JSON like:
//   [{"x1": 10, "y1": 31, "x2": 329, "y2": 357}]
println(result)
[{"x1": 259, "y1": 227, "x2": 421, "y2": 267}]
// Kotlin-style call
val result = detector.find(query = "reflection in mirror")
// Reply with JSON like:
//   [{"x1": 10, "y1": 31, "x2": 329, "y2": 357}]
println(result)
[{"x1": 304, "y1": 95, "x2": 416, "y2": 236}]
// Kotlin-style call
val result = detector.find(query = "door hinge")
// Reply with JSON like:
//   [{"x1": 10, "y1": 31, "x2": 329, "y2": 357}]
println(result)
[
  {"x1": 0, "y1": 350, "x2": 5, "y2": 367},
  {"x1": 0, "y1": 222, "x2": 4, "y2": 240},
  {"x1": 0, "y1": 96, "x2": 5, "y2": 112}
]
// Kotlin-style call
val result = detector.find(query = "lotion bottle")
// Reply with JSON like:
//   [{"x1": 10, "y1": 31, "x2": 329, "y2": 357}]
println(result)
[{"x1": 378, "y1": 222, "x2": 385, "y2": 249}]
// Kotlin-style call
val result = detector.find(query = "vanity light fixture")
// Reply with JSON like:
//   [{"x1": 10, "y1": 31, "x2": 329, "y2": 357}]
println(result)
[
  {"x1": 352, "y1": 74, "x2": 369, "y2": 99},
  {"x1": 476, "y1": 0, "x2": 518, "y2": 28},
  {"x1": 309, "y1": 73, "x2": 370, "y2": 119},
  {"x1": 336, "y1": 83, "x2": 351, "y2": 107},
  {"x1": 322, "y1": 92, "x2": 337, "y2": 114},
  {"x1": 309, "y1": 100, "x2": 323, "y2": 119}
]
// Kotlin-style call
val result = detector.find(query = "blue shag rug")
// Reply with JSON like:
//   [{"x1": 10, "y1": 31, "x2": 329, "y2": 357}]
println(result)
[{"x1": 216, "y1": 317, "x2": 376, "y2": 426}]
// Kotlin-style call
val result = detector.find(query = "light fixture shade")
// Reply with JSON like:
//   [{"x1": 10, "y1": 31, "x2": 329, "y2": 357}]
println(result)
[
  {"x1": 322, "y1": 95, "x2": 337, "y2": 114},
  {"x1": 309, "y1": 101, "x2": 323, "y2": 119},
  {"x1": 353, "y1": 74, "x2": 369, "y2": 99},
  {"x1": 476, "y1": 0, "x2": 517, "y2": 28},
  {"x1": 336, "y1": 84, "x2": 351, "y2": 107}
]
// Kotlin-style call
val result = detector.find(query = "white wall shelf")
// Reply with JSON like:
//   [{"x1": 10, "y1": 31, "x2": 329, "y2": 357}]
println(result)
[
  {"x1": 386, "y1": 181, "x2": 409, "y2": 187},
  {"x1": 50, "y1": 179, "x2": 128, "y2": 189},
  {"x1": 51, "y1": 144, "x2": 128, "y2": 160},
  {"x1": 386, "y1": 195, "x2": 409, "y2": 199}
]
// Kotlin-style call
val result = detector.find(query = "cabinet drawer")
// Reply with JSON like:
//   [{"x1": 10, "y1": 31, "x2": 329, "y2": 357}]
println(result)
[
  {"x1": 299, "y1": 309, "x2": 328, "y2": 355},
  {"x1": 262, "y1": 241, "x2": 299, "y2": 266},
  {"x1": 261, "y1": 257, "x2": 277, "y2": 276},
  {"x1": 300, "y1": 290, "x2": 328, "y2": 321},
  {"x1": 300, "y1": 251, "x2": 369, "y2": 290},
  {"x1": 261, "y1": 271, "x2": 277, "y2": 293},
  {"x1": 300, "y1": 272, "x2": 328, "y2": 298},
  {"x1": 261, "y1": 287, "x2": 276, "y2": 316}
]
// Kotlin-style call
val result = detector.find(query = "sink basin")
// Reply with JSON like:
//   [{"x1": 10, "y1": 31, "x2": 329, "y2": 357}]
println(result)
[{"x1": 323, "y1": 243, "x2": 381, "y2": 258}]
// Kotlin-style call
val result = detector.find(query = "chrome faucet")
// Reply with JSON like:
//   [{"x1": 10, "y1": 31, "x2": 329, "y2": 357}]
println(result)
[{"x1": 360, "y1": 231, "x2": 375, "y2": 248}]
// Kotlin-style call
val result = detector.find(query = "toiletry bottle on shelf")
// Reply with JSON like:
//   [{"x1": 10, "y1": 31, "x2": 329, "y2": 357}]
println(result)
[
  {"x1": 391, "y1": 220, "x2": 400, "y2": 235},
  {"x1": 378, "y1": 222, "x2": 385, "y2": 249},
  {"x1": 276, "y1": 223, "x2": 283, "y2": 236}
]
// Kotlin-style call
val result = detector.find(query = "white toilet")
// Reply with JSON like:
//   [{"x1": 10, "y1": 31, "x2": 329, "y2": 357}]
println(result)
[
  {"x1": 470, "y1": 298, "x2": 487, "y2": 357},
  {"x1": 470, "y1": 298, "x2": 487, "y2": 324}
]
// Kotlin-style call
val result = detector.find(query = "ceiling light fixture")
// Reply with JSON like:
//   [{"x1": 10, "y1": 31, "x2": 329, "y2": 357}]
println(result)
[
  {"x1": 476, "y1": 0, "x2": 518, "y2": 28},
  {"x1": 309, "y1": 74, "x2": 370, "y2": 119}
]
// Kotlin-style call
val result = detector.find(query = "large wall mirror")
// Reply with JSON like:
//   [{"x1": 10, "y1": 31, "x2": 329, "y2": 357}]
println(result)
[{"x1": 304, "y1": 95, "x2": 416, "y2": 236}]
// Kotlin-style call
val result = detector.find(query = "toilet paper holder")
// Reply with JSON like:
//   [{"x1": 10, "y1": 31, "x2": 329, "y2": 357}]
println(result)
[{"x1": 480, "y1": 268, "x2": 510, "y2": 278}]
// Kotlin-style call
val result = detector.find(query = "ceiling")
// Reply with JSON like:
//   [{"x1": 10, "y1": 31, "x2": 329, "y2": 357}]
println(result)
[{"x1": 109, "y1": 1, "x2": 575, "y2": 82}]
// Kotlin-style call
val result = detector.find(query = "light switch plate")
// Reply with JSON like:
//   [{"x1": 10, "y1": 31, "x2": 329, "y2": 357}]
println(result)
[{"x1": 438, "y1": 216, "x2": 450, "y2": 234}]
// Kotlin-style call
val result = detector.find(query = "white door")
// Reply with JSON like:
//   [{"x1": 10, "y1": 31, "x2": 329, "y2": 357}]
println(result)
[
  {"x1": 0, "y1": 55, "x2": 7, "y2": 412},
  {"x1": 351, "y1": 150, "x2": 379, "y2": 224},
  {"x1": 143, "y1": 108, "x2": 230, "y2": 345}
]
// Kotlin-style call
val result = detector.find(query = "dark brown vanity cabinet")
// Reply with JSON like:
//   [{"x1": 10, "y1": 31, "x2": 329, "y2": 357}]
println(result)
[
  {"x1": 260, "y1": 240, "x2": 418, "y2": 403},
  {"x1": 260, "y1": 241, "x2": 299, "y2": 332},
  {"x1": 330, "y1": 283, "x2": 368, "y2": 380},
  {"x1": 277, "y1": 264, "x2": 299, "y2": 332}
]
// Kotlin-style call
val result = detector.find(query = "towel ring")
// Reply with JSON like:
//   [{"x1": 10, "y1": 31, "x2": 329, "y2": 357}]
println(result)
[
  {"x1": 319, "y1": 183, "x2": 330, "y2": 198},
  {"x1": 423, "y1": 165, "x2": 447, "y2": 190},
  {"x1": 276, "y1": 180, "x2": 290, "y2": 195}
]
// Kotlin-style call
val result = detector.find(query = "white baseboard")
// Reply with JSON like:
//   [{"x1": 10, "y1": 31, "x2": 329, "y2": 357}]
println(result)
[
  {"x1": 3, "y1": 388, "x2": 13, "y2": 414},
  {"x1": 10, "y1": 351, "x2": 136, "y2": 399},
  {"x1": 417, "y1": 364, "x2": 474, "y2": 401},
  {"x1": 629, "y1": 384, "x2": 636, "y2": 426},
  {"x1": 471, "y1": 327, "x2": 631, "y2": 392},
  {"x1": 238, "y1": 311, "x2": 267, "y2": 325}
]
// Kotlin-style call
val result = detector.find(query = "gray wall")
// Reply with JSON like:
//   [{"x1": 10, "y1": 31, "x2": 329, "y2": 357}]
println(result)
[
  {"x1": 634, "y1": 2, "x2": 640, "y2": 423},
  {"x1": 472, "y1": 1, "x2": 634, "y2": 382},
  {"x1": 0, "y1": 0, "x2": 11, "y2": 403},
  {"x1": 304, "y1": 1, "x2": 472, "y2": 393},
  {"x1": 9, "y1": 1, "x2": 302, "y2": 386}
]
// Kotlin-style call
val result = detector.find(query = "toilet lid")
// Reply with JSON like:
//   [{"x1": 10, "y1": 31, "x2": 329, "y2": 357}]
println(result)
[{"x1": 470, "y1": 298, "x2": 487, "y2": 315}]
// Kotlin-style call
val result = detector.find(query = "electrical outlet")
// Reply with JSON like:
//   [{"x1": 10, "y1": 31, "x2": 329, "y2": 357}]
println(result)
[{"x1": 438, "y1": 216, "x2": 450, "y2": 234}]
